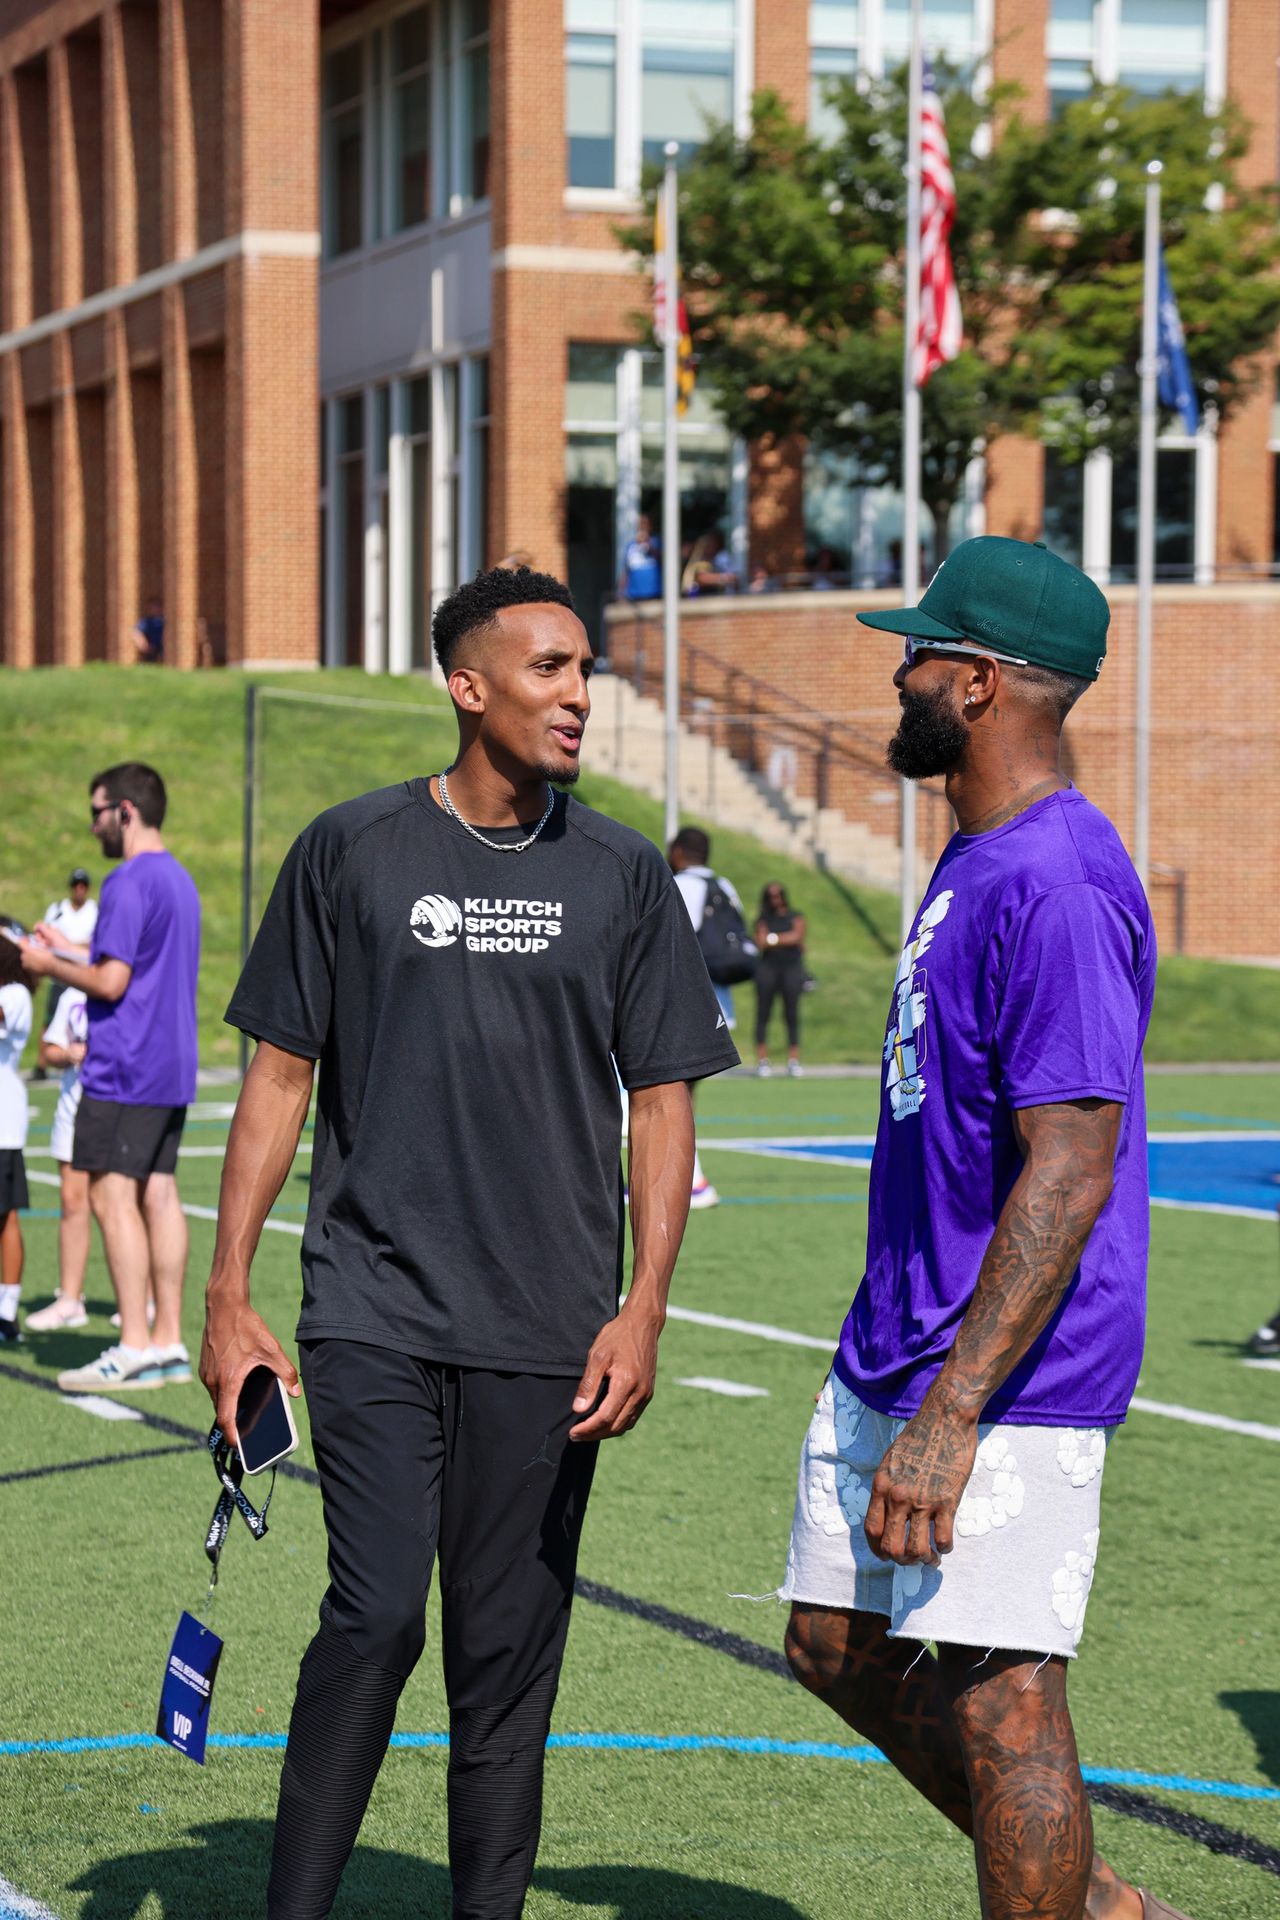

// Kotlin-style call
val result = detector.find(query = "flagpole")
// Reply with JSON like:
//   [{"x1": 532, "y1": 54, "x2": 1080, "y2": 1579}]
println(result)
[
  {"x1": 1135, "y1": 159, "x2": 1161, "y2": 894},
  {"x1": 899, "y1": 0, "x2": 923, "y2": 944},
  {"x1": 661, "y1": 142, "x2": 681, "y2": 849}
]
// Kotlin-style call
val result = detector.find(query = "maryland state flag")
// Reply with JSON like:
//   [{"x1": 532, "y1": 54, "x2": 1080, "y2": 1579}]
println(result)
[{"x1": 653, "y1": 202, "x2": 696, "y2": 417}]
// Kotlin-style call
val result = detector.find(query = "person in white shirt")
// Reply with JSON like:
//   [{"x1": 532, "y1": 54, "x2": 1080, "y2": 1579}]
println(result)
[
  {"x1": 668, "y1": 827, "x2": 746, "y2": 1212},
  {"x1": 0, "y1": 926, "x2": 34, "y2": 1343},
  {"x1": 31, "y1": 869, "x2": 97, "y2": 1074},
  {"x1": 25, "y1": 986, "x2": 92, "y2": 1332}
]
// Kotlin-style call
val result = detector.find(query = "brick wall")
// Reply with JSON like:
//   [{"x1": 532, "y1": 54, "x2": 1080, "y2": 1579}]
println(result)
[{"x1": 606, "y1": 586, "x2": 1280, "y2": 961}]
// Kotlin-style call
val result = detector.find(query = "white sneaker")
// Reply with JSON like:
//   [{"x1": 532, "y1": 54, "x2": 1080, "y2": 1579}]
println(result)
[
  {"x1": 57, "y1": 1344, "x2": 164, "y2": 1392},
  {"x1": 25, "y1": 1294, "x2": 89, "y2": 1332},
  {"x1": 151, "y1": 1343, "x2": 193, "y2": 1385},
  {"x1": 755, "y1": 1061, "x2": 771, "y2": 1078},
  {"x1": 787, "y1": 1059, "x2": 804, "y2": 1078},
  {"x1": 110, "y1": 1301, "x2": 156, "y2": 1330},
  {"x1": 689, "y1": 1181, "x2": 720, "y2": 1210}
]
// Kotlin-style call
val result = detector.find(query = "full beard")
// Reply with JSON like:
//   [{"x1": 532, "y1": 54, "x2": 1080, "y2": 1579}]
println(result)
[{"x1": 886, "y1": 684, "x2": 968, "y2": 780}]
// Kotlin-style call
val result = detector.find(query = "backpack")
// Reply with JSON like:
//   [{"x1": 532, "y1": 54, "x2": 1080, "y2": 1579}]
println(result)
[{"x1": 698, "y1": 878, "x2": 758, "y2": 986}]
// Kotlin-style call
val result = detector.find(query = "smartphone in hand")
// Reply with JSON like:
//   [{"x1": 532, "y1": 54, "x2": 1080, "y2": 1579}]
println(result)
[{"x1": 236, "y1": 1365, "x2": 300, "y2": 1476}]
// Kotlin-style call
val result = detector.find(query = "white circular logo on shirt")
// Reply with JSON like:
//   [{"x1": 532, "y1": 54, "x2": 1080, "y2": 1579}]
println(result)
[{"x1": 410, "y1": 894, "x2": 463, "y2": 948}]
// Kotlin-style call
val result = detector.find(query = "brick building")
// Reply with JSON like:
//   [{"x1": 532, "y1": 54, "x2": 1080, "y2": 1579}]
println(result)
[{"x1": 1, "y1": 0, "x2": 1277, "y2": 676}]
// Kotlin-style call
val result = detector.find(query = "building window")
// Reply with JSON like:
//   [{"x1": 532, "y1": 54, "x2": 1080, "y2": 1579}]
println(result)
[
  {"x1": 1108, "y1": 447, "x2": 1197, "y2": 582},
  {"x1": 1042, "y1": 451, "x2": 1086, "y2": 570},
  {"x1": 565, "y1": 0, "x2": 746, "y2": 196},
  {"x1": 564, "y1": 342, "x2": 737, "y2": 641},
  {"x1": 391, "y1": 8, "x2": 432, "y2": 230},
  {"x1": 568, "y1": 31, "x2": 617, "y2": 187},
  {"x1": 324, "y1": 43, "x2": 366, "y2": 257},
  {"x1": 467, "y1": 358, "x2": 490, "y2": 574},
  {"x1": 809, "y1": 0, "x2": 985, "y2": 133},
  {"x1": 407, "y1": 376, "x2": 434, "y2": 670},
  {"x1": 1047, "y1": 0, "x2": 1219, "y2": 113},
  {"x1": 803, "y1": 448, "x2": 976, "y2": 588},
  {"x1": 337, "y1": 395, "x2": 366, "y2": 664},
  {"x1": 321, "y1": 1, "x2": 490, "y2": 258}
]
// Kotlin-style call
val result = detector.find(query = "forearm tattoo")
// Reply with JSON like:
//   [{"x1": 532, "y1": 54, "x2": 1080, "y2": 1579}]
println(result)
[{"x1": 934, "y1": 1099, "x2": 1122, "y2": 1420}]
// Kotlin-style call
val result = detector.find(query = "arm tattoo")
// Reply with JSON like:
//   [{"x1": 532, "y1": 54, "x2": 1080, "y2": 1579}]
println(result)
[{"x1": 930, "y1": 1099, "x2": 1122, "y2": 1422}]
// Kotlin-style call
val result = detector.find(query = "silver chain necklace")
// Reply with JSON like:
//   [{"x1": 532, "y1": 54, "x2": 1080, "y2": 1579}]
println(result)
[{"x1": 437, "y1": 770, "x2": 555, "y2": 854}]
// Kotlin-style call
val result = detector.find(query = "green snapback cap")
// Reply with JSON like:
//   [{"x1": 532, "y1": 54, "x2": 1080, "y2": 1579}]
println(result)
[{"x1": 857, "y1": 535, "x2": 1110, "y2": 681}]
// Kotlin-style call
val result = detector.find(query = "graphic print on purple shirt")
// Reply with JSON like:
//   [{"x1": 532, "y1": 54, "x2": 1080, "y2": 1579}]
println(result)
[
  {"x1": 84, "y1": 851, "x2": 201, "y2": 1108},
  {"x1": 835, "y1": 788, "x2": 1157, "y2": 1428}
]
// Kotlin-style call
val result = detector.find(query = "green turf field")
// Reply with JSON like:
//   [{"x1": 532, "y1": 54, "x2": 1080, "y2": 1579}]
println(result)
[
  {"x1": 3, "y1": 1069, "x2": 1278, "y2": 1919},
  {"x1": 4, "y1": 664, "x2": 1280, "y2": 1068}
]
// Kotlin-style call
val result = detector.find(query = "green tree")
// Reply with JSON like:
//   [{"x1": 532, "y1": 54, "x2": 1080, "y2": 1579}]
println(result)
[{"x1": 621, "y1": 76, "x2": 1280, "y2": 558}]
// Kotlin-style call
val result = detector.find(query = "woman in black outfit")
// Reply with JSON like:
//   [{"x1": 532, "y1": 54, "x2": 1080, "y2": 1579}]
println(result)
[{"x1": 753, "y1": 883, "x2": 807, "y2": 1077}]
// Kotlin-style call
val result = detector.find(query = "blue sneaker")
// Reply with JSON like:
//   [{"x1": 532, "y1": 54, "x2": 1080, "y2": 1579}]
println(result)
[{"x1": 152, "y1": 1343, "x2": 193, "y2": 1385}]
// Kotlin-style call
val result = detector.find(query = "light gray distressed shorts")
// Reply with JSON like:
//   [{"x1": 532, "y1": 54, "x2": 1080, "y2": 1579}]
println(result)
[{"x1": 780, "y1": 1373, "x2": 1111, "y2": 1659}]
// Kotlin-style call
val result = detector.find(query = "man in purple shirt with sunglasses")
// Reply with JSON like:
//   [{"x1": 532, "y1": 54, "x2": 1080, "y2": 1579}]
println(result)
[{"x1": 779, "y1": 539, "x2": 1189, "y2": 1920}]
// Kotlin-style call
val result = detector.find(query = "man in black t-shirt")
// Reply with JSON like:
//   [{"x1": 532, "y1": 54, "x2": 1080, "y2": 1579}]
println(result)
[{"x1": 201, "y1": 566, "x2": 739, "y2": 1920}]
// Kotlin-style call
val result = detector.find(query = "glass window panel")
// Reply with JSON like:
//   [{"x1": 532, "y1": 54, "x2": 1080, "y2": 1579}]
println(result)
[
  {"x1": 641, "y1": 354, "x2": 723, "y2": 430},
  {"x1": 325, "y1": 43, "x2": 363, "y2": 109},
  {"x1": 641, "y1": 41, "x2": 733, "y2": 171},
  {"x1": 1118, "y1": 0, "x2": 1206, "y2": 61},
  {"x1": 567, "y1": 0, "x2": 617, "y2": 25},
  {"x1": 810, "y1": 0, "x2": 859, "y2": 41},
  {"x1": 568, "y1": 35, "x2": 616, "y2": 187},
  {"x1": 567, "y1": 344, "x2": 621, "y2": 423},
  {"x1": 1041, "y1": 452, "x2": 1085, "y2": 569},
  {"x1": 1117, "y1": 67, "x2": 1204, "y2": 95},
  {"x1": 1109, "y1": 448, "x2": 1196, "y2": 581},
  {"x1": 1049, "y1": 59, "x2": 1093, "y2": 113},
  {"x1": 566, "y1": 432, "x2": 619, "y2": 489},
  {"x1": 641, "y1": 0, "x2": 735, "y2": 33},
  {"x1": 639, "y1": 440, "x2": 731, "y2": 547},
  {"x1": 474, "y1": 355, "x2": 490, "y2": 419},
  {"x1": 325, "y1": 106, "x2": 364, "y2": 255},
  {"x1": 811, "y1": 45, "x2": 857, "y2": 140},
  {"x1": 340, "y1": 449, "x2": 365, "y2": 665},
  {"x1": 465, "y1": 40, "x2": 490, "y2": 199},
  {"x1": 394, "y1": 73, "x2": 431, "y2": 227},
  {"x1": 339, "y1": 394, "x2": 365, "y2": 455},
  {"x1": 373, "y1": 387, "x2": 390, "y2": 473},
  {"x1": 883, "y1": 0, "x2": 977, "y2": 62},
  {"x1": 409, "y1": 374, "x2": 432, "y2": 437},
  {"x1": 465, "y1": 0, "x2": 490, "y2": 39},
  {"x1": 1047, "y1": 0, "x2": 1094, "y2": 59},
  {"x1": 392, "y1": 6, "x2": 430, "y2": 73}
]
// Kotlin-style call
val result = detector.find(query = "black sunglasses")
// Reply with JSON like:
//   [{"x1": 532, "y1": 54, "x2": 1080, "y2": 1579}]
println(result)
[{"x1": 90, "y1": 801, "x2": 122, "y2": 822}]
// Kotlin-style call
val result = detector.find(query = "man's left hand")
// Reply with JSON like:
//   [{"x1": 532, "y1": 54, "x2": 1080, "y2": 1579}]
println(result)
[
  {"x1": 569, "y1": 1302, "x2": 663, "y2": 1442},
  {"x1": 864, "y1": 1406, "x2": 978, "y2": 1566}
]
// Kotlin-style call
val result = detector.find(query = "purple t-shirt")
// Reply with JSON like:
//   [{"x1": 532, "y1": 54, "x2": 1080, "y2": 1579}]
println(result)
[
  {"x1": 84, "y1": 851, "x2": 201, "y2": 1108},
  {"x1": 835, "y1": 789, "x2": 1156, "y2": 1428}
]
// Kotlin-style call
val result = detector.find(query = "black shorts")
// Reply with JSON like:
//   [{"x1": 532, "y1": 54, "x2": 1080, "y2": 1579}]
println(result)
[
  {"x1": 0, "y1": 1149, "x2": 28, "y2": 1213},
  {"x1": 72, "y1": 1096, "x2": 186, "y2": 1179}
]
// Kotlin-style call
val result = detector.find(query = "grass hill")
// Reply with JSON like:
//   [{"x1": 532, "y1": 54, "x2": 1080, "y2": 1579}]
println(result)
[{"x1": 3, "y1": 664, "x2": 1276, "y2": 1067}]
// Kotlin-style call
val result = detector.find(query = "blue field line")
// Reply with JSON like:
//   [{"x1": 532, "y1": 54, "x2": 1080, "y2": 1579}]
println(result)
[{"x1": 1, "y1": 1729, "x2": 1276, "y2": 1803}]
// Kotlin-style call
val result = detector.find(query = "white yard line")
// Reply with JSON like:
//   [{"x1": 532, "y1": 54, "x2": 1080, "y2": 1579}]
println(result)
[
  {"x1": 664, "y1": 1304, "x2": 832, "y2": 1352},
  {"x1": 1240, "y1": 1357, "x2": 1280, "y2": 1374},
  {"x1": 676, "y1": 1376, "x2": 770, "y2": 1398},
  {"x1": 60, "y1": 1395, "x2": 144, "y2": 1423},
  {"x1": 1129, "y1": 1397, "x2": 1280, "y2": 1444},
  {"x1": 0, "y1": 1872, "x2": 62, "y2": 1918},
  {"x1": 1149, "y1": 1196, "x2": 1275, "y2": 1223}
]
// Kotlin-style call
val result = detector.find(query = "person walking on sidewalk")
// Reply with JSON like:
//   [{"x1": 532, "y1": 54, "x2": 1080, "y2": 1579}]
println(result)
[{"x1": 21, "y1": 763, "x2": 200, "y2": 1391}]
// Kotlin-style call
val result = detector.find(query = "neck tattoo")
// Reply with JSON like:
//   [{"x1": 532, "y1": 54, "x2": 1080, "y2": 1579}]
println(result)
[{"x1": 436, "y1": 770, "x2": 555, "y2": 854}]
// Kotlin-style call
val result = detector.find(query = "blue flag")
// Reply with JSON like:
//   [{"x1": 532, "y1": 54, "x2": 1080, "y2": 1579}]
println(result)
[{"x1": 1156, "y1": 248, "x2": 1199, "y2": 434}]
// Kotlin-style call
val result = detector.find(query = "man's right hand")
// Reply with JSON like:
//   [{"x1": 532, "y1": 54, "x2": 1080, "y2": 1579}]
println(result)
[{"x1": 199, "y1": 1293, "x2": 300, "y2": 1449}]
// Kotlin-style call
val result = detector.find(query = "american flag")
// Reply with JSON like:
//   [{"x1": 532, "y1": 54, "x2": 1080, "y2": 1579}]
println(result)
[{"x1": 914, "y1": 63, "x2": 962, "y2": 388}]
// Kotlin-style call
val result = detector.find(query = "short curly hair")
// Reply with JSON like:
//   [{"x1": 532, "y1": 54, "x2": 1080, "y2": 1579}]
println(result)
[{"x1": 432, "y1": 566, "x2": 576, "y2": 676}]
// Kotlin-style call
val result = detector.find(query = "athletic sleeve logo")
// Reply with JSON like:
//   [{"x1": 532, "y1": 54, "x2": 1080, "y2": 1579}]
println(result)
[{"x1": 410, "y1": 894, "x2": 463, "y2": 948}]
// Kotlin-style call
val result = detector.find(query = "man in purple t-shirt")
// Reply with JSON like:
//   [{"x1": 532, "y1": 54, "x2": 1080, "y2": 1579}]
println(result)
[
  {"x1": 780, "y1": 541, "x2": 1190, "y2": 1920},
  {"x1": 22, "y1": 763, "x2": 200, "y2": 1395}
]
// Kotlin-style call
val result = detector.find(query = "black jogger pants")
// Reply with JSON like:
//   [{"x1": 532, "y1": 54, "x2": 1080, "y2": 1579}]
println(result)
[{"x1": 267, "y1": 1341, "x2": 599, "y2": 1920}]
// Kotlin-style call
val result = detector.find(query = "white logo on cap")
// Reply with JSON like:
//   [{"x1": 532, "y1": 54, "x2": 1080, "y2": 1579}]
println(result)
[{"x1": 410, "y1": 894, "x2": 463, "y2": 947}]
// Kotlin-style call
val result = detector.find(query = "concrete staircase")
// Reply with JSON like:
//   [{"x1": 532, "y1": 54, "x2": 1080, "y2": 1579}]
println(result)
[{"x1": 583, "y1": 671, "x2": 902, "y2": 891}]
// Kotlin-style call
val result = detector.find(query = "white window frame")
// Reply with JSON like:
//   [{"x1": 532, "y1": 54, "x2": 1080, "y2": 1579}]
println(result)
[
  {"x1": 564, "y1": 0, "x2": 754, "y2": 208},
  {"x1": 564, "y1": 342, "x2": 745, "y2": 581},
  {"x1": 1046, "y1": 0, "x2": 1226, "y2": 110},
  {"x1": 808, "y1": 0, "x2": 993, "y2": 95}
]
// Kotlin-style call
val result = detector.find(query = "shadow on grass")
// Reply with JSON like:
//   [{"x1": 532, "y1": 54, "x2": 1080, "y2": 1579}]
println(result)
[
  {"x1": 71, "y1": 1822, "x2": 813, "y2": 1918},
  {"x1": 812, "y1": 857, "x2": 896, "y2": 960},
  {"x1": 1220, "y1": 1691, "x2": 1280, "y2": 1786}
]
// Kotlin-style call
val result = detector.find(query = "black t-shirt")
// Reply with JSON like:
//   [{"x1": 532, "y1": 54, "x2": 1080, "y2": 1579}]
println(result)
[
  {"x1": 226, "y1": 781, "x2": 740, "y2": 1372},
  {"x1": 758, "y1": 909, "x2": 803, "y2": 965}
]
